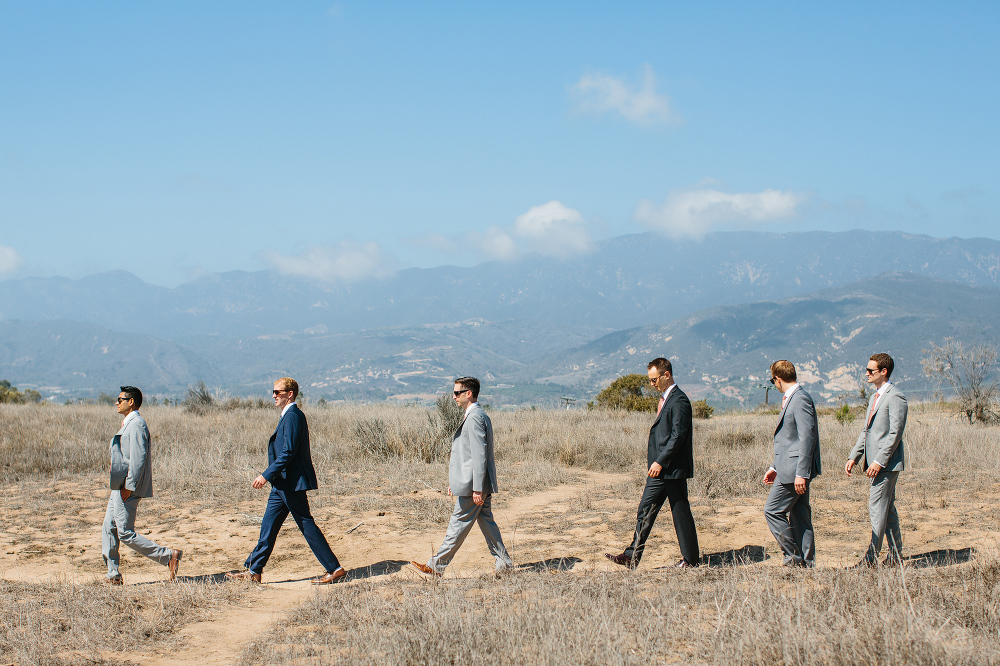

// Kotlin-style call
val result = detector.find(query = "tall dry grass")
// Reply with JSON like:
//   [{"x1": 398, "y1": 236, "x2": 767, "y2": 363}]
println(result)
[
  {"x1": 238, "y1": 559, "x2": 1000, "y2": 665},
  {"x1": 2, "y1": 402, "x2": 998, "y2": 502},
  {"x1": 0, "y1": 579, "x2": 247, "y2": 665}
]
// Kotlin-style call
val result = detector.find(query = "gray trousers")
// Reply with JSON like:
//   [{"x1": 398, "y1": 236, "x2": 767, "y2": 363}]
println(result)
[
  {"x1": 864, "y1": 470, "x2": 902, "y2": 562},
  {"x1": 102, "y1": 491, "x2": 173, "y2": 579},
  {"x1": 428, "y1": 494, "x2": 512, "y2": 574},
  {"x1": 764, "y1": 482, "x2": 815, "y2": 568}
]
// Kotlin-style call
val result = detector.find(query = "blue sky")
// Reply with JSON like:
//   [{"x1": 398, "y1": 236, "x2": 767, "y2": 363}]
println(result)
[{"x1": 1, "y1": 1, "x2": 997, "y2": 286}]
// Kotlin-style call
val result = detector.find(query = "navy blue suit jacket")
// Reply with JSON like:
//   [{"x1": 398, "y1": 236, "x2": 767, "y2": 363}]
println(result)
[
  {"x1": 262, "y1": 404, "x2": 319, "y2": 492},
  {"x1": 647, "y1": 385, "x2": 694, "y2": 479}
]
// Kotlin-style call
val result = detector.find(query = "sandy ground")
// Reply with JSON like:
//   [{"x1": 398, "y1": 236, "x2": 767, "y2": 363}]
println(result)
[{"x1": 2, "y1": 469, "x2": 998, "y2": 665}]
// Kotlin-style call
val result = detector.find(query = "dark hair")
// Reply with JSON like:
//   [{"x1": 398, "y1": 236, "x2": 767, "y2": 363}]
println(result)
[
  {"x1": 769, "y1": 360, "x2": 797, "y2": 383},
  {"x1": 647, "y1": 357, "x2": 673, "y2": 376},
  {"x1": 870, "y1": 353, "x2": 894, "y2": 379},
  {"x1": 120, "y1": 385, "x2": 143, "y2": 409},
  {"x1": 455, "y1": 376, "x2": 481, "y2": 399}
]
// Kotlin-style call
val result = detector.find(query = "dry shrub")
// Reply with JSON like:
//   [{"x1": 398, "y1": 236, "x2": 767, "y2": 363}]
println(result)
[
  {"x1": 239, "y1": 559, "x2": 1000, "y2": 665},
  {"x1": 0, "y1": 579, "x2": 247, "y2": 665}
]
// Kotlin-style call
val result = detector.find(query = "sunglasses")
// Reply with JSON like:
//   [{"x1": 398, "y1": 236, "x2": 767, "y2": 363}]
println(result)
[
  {"x1": 272, "y1": 389, "x2": 290, "y2": 395},
  {"x1": 768, "y1": 377, "x2": 776, "y2": 385},
  {"x1": 865, "y1": 367, "x2": 882, "y2": 375},
  {"x1": 453, "y1": 389, "x2": 469, "y2": 396},
  {"x1": 116, "y1": 397, "x2": 131, "y2": 404}
]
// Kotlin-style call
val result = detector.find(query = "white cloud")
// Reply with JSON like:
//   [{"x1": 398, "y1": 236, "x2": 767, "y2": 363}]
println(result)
[
  {"x1": 472, "y1": 201, "x2": 595, "y2": 260},
  {"x1": 634, "y1": 187, "x2": 807, "y2": 238},
  {"x1": 0, "y1": 245, "x2": 24, "y2": 275},
  {"x1": 262, "y1": 240, "x2": 396, "y2": 282},
  {"x1": 571, "y1": 64, "x2": 678, "y2": 126}
]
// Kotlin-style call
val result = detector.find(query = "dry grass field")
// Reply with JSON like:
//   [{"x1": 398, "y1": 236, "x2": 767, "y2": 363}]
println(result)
[{"x1": 1, "y1": 401, "x2": 999, "y2": 665}]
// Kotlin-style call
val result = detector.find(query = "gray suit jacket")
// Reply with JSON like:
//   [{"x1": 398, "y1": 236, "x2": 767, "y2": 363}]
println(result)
[
  {"x1": 772, "y1": 386, "x2": 822, "y2": 484},
  {"x1": 448, "y1": 404, "x2": 498, "y2": 497},
  {"x1": 110, "y1": 412, "x2": 154, "y2": 497},
  {"x1": 850, "y1": 383, "x2": 906, "y2": 472}
]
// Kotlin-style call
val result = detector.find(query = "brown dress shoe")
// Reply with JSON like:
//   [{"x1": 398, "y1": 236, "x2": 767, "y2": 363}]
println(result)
[
  {"x1": 225, "y1": 570, "x2": 262, "y2": 583},
  {"x1": 673, "y1": 559, "x2": 698, "y2": 569},
  {"x1": 168, "y1": 549, "x2": 183, "y2": 581},
  {"x1": 410, "y1": 561, "x2": 443, "y2": 577},
  {"x1": 605, "y1": 553, "x2": 637, "y2": 569},
  {"x1": 312, "y1": 568, "x2": 347, "y2": 585},
  {"x1": 103, "y1": 576, "x2": 124, "y2": 586}
]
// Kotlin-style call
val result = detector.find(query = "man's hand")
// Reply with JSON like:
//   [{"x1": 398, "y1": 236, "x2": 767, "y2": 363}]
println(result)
[
  {"x1": 794, "y1": 476, "x2": 808, "y2": 495},
  {"x1": 472, "y1": 491, "x2": 484, "y2": 506},
  {"x1": 252, "y1": 474, "x2": 267, "y2": 490},
  {"x1": 648, "y1": 462, "x2": 663, "y2": 478},
  {"x1": 447, "y1": 487, "x2": 453, "y2": 496},
  {"x1": 845, "y1": 459, "x2": 855, "y2": 476},
  {"x1": 865, "y1": 462, "x2": 883, "y2": 479},
  {"x1": 119, "y1": 488, "x2": 131, "y2": 500},
  {"x1": 763, "y1": 468, "x2": 777, "y2": 485}
]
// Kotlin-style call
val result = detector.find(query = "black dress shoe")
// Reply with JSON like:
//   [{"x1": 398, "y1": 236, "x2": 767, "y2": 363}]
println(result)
[
  {"x1": 673, "y1": 559, "x2": 698, "y2": 569},
  {"x1": 605, "y1": 553, "x2": 637, "y2": 569}
]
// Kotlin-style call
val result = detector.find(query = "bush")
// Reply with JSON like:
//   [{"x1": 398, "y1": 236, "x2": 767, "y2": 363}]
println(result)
[
  {"x1": 834, "y1": 403, "x2": 857, "y2": 425},
  {"x1": 0, "y1": 380, "x2": 42, "y2": 404},
  {"x1": 593, "y1": 374, "x2": 658, "y2": 412},
  {"x1": 692, "y1": 399, "x2": 714, "y2": 419}
]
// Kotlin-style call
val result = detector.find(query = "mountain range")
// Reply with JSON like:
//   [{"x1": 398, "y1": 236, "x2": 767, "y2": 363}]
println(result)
[{"x1": 1, "y1": 230, "x2": 997, "y2": 405}]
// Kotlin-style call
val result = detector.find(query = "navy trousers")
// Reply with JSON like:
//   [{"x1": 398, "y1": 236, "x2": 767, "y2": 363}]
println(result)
[{"x1": 245, "y1": 488, "x2": 340, "y2": 574}]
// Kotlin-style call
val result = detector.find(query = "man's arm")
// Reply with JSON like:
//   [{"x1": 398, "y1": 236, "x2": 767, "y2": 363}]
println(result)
[
  {"x1": 122, "y1": 422, "x2": 149, "y2": 496},
  {"x1": 873, "y1": 392, "x2": 907, "y2": 469},
  {"x1": 793, "y1": 396, "x2": 819, "y2": 480},
  {"x1": 469, "y1": 413, "x2": 488, "y2": 499},
  {"x1": 261, "y1": 412, "x2": 303, "y2": 483},
  {"x1": 654, "y1": 397, "x2": 691, "y2": 468}
]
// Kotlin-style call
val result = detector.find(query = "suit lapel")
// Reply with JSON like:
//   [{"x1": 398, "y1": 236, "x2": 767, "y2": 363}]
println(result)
[{"x1": 775, "y1": 387, "x2": 795, "y2": 434}]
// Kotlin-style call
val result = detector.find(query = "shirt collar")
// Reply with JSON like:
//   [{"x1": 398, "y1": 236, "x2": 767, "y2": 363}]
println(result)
[
  {"x1": 281, "y1": 402, "x2": 296, "y2": 417},
  {"x1": 122, "y1": 410, "x2": 140, "y2": 427},
  {"x1": 662, "y1": 384, "x2": 676, "y2": 401},
  {"x1": 464, "y1": 401, "x2": 479, "y2": 416},
  {"x1": 783, "y1": 383, "x2": 800, "y2": 399},
  {"x1": 876, "y1": 381, "x2": 892, "y2": 397}
]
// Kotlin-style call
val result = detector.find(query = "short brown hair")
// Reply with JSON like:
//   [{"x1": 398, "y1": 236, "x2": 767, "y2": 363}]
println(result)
[
  {"x1": 274, "y1": 377, "x2": 299, "y2": 399},
  {"x1": 870, "y1": 353, "x2": 894, "y2": 378},
  {"x1": 455, "y1": 376, "x2": 480, "y2": 399},
  {"x1": 770, "y1": 360, "x2": 797, "y2": 382},
  {"x1": 647, "y1": 358, "x2": 673, "y2": 376}
]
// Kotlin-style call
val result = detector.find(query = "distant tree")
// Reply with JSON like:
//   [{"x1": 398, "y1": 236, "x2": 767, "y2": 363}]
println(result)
[
  {"x1": 922, "y1": 339, "x2": 999, "y2": 424},
  {"x1": 97, "y1": 392, "x2": 116, "y2": 405},
  {"x1": 692, "y1": 399, "x2": 714, "y2": 419},
  {"x1": 183, "y1": 381, "x2": 215, "y2": 414},
  {"x1": 594, "y1": 374, "x2": 659, "y2": 412},
  {"x1": 0, "y1": 380, "x2": 42, "y2": 404}
]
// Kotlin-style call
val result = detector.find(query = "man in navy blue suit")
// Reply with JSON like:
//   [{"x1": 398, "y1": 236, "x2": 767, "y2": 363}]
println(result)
[{"x1": 226, "y1": 377, "x2": 345, "y2": 584}]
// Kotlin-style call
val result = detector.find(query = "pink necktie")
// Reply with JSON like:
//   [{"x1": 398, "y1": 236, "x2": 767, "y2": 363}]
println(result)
[
  {"x1": 657, "y1": 396, "x2": 665, "y2": 415},
  {"x1": 868, "y1": 396, "x2": 878, "y2": 421}
]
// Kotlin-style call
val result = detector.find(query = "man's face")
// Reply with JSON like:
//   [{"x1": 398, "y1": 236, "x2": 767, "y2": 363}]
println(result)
[
  {"x1": 453, "y1": 383, "x2": 472, "y2": 409},
  {"x1": 865, "y1": 362, "x2": 886, "y2": 386},
  {"x1": 116, "y1": 392, "x2": 134, "y2": 416},
  {"x1": 273, "y1": 384, "x2": 294, "y2": 410},
  {"x1": 647, "y1": 367, "x2": 670, "y2": 392}
]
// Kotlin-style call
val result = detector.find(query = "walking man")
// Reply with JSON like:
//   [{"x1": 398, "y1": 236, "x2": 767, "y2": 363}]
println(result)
[
  {"x1": 763, "y1": 360, "x2": 822, "y2": 568},
  {"x1": 411, "y1": 377, "x2": 513, "y2": 577},
  {"x1": 227, "y1": 377, "x2": 345, "y2": 584},
  {"x1": 606, "y1": 357, "x2": 700, "y2": 569},
  {"x1": 846, "y1": 353, "x2": 907, "y2": 567},
  {"x1": 102, "y1": 385, "x2": 182, "y2": 584}
]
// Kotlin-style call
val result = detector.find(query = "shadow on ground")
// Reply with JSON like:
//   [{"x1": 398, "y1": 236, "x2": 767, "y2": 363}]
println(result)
[
  {"x1": 905, "y1": 547, "x2": 975, "y2": 568},
  {"x1": 516, "y1": 557, "x2": 583, "y2": 573},
  {"x1": 700, "y1": 545, "x2": 767, "y2": 568}
]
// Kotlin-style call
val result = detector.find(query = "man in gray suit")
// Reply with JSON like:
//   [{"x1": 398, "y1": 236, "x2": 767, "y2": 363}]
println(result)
[
  {"x1": 102, "y1": 385, "x2": 182, "y2": 585},
  {"x1": 763, "y1": 361, "x2": 822, "y2": 568},
  {"x1": 411, "y1": 376, "x2": 513, "y2": 577},
  {"x1": 846, "y1": 352, "x2": 907, "y2": 567}
]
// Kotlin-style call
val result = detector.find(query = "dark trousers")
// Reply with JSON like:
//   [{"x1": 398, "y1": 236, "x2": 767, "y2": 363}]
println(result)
[
  {"x1": 624, "y1": 477, "x2": 699, "y2": 565},
  {"x1": 245, "y1": 488, "x2": 340, "y2": 574}
]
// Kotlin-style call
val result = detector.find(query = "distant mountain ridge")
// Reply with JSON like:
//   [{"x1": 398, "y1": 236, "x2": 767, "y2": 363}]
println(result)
[
  {"x1": 1, "y1": 230, "x2": 998, "y2": 404},
  {"x1": 2, "y1": 230, "x2": 998, "y2": 341}
]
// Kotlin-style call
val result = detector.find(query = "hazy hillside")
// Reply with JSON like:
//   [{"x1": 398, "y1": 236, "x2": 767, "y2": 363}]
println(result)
[
  {"x1": 2, "y1": 271, "x2": 996, "y2": 407},
  {"x1": 2, "y1": 231, "x2": 998, "y2": 343},
  {"x1": 540, "y1": 272, "x2": 1000, "y2": 406}
]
